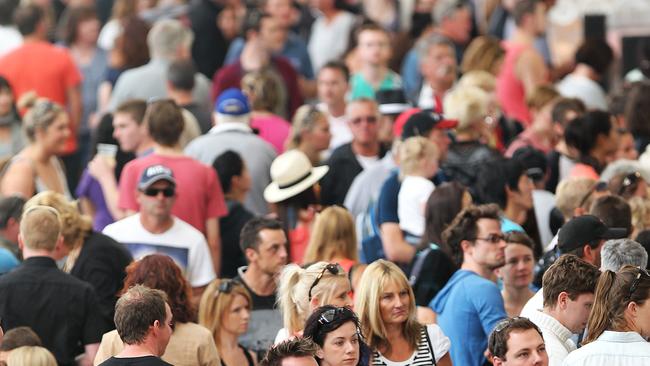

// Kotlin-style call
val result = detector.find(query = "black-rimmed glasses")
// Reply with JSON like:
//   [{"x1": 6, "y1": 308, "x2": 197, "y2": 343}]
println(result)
[
  {"x1": 308, "y1": 263, "x2": 342, "y2": 301},
  {"x1": 472, "y1": 233, "x2": 505, "y2": 244}
]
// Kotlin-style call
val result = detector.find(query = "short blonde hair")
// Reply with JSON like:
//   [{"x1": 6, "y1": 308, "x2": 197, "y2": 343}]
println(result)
[
  {"x1": 198, "y1": 279, "x2": 252, "y2": 347},
  {"x1": 277, "y1": 262, "x2": 349, "y2": 334},
  {"x1": 303, "y1": 206, "x2": 358, "y2": 264},
  {"x1": 241, "y1": 68, "x2": 287, "y2": 117},
  {"x1": 286, "y1": 105, "x2": 327, "y2": 150},
  {"x1": 6, "y1": 346, "x2": 56, "y2": 366},
  {"x1": 398, "y1": 136, "x2": 439, "y2": 176},
  {"x1": 460, "y1": 35, "x2": 504, "y2": 75},
  {"x1": 526, "y1": 85, "x2": 560, "y2": 111},
  {"x1": 555, "y1": 177, "x2": 597, "y2": 220},
  {"x1": 19, "y1": 205, "x2": 61, "y2": 251},
  {"x1": 443, "y1": 85, "x2": 489, "y2": 133},
  {"x1": 355, "y1": 260, "x2": 421, "y2": 353},
  {"x1": 457, "y1": 70, "x2": 496, "y2": 93}
]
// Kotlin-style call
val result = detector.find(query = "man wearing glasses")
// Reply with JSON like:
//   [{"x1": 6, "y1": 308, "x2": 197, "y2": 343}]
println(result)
[
  {"x1": 429, "y1": 204, "x2": 508, "y2": 366},
  {"x1": 103, "y1": 164, "x2": 216, "y2": 300}
]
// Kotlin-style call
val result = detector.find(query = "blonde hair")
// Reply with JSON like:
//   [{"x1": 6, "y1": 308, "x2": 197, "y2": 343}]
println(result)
[
  {"x1": 457, "y1": 70, "x2": 496, "y2": 93},
  {"x1": 18, "y1": 93, "x2": 65, "y2": 143},
  {"x1": 6, "y1": 346, "x2": 56, "y2": 366},
  {"x1": 443, "y1": 85, "x2": 489, "y2": 134},
  {"x1": 286, "y1": 105, "x2": 327, "y2": 150},
  {"x1": 241, "y1": 68, "x2": 287, "y2": 117},
  {"x1": 398, "y1": 136, "x2": 439, "y2": 177},
  {"x1": 526, "y1": 85, "x2": 560, "y2": 111},
  {"x1": 198, "y1": 279, "x2": 252, "y2": 347},
  {"x1": 555, "y1": 177, "x2": 597, "y2": 220},
  {"x1": 355, "y1": 260, "x2": 421, "y2": 353},
  {"x1": 303, "y1": 206, "x2": 359, "y2": 264},
  {"x1": 460, "y1": 35, "x2": 504, "y2": 75},
  {"x1": 277, "y1": 262, "x2": 349, "y2": 334},
  {"x1": 19, "y1": 205, "x2": 61, "y2": 251}
]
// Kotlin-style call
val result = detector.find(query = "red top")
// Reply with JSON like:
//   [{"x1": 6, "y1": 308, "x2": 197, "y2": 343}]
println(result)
[{"x1": 496, "y1": 41, "x2": 531, "y2": 127}]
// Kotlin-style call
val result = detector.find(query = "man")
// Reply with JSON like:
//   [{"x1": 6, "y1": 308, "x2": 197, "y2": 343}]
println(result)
[
  {"x1": 522, "y1": 215, "x2": 627, "y2": 317},
  {"x1": 317, "y1": 61, "x2": 351, "y2": 152},
  {"x1": 600, "y1": 239, "x2": 648, "y2": 272},
  {"x1": 320, "y1": 98, "x2": 387, "y2": 206},
  {"x1": 108, "y1": 19, "x2": 211, "y2": 113},
  {"x1": 526, "y1": 255, "x2": 600, "y2": 365},
  {"x1": 488, "y1": 317, "x2": 549, "y2": 366},
  {"x1": 0, "y1": 4, "x2": 82, "y2": 187},
  {"x1": 589, "y1": 195, "x2": 632, "y2": 239},
  {"x1": 235, "y1": 217, "x2": 287, "y2": 356},
  {"x1": 0, "y1": 205, "x2": 109, "y2": 366},
  {"x1": 430, "y1": 204, "x2": 508, "y2": 366},
  {"x1": 496, "y1": 0, "x2": 549, "y2": 126},
  {"x1": 185, "y1": 88, "x2": 276, "y2": 216},
  {"x1": 99, "y1": 285, "x2": 173, "y2": 365},
  {"x1": 415, "y1": 34, "x2": 458, "y2": 110},
  {"x1": 433, "y1": 0, "x2": 473, "y2": 63},
  {"x1": 0, "y1": 0, "x2": 22, "y2": 57},
  {"x1": 104, "y1": 164, "x2": 216, "y2": 295},
  {"x1": 0, "y1": 196, "x2": 24, "y2": 273},
  {"x1": 117, "y1": 100, "x2": 227, "y2": 274},
  {"x1": 166, "y1": 59, "x2": 212, "y2": 134},
  {"x1": 212, "y1": 10, "x2": 302, "y2": 118},
  {"x1": 261, "y1": 338, "x2": 319, "y2": 366}
]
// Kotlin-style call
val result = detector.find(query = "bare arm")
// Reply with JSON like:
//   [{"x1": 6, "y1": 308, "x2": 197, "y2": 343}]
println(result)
[
  {"x1": 516, "y1": 49, "x2": 549, "y2": 97},
  {"x1": 97, "y1": 81, "x2": 113, "y2": 115},
  {"x1": 437, "y1": 353, "x2": 453, "y2": 366},
  {"x1": 298, "y1": 77, "x2": 317, "y2": 100},
  {"x1": 205, "y1": 218, "x2": 221, "y2": 276},
  {"x1": 1, "y1": 161, "x2": 35, "y2": 198},
  {"x1": 66, "y1": 85, "x2": 83, "y2": 131},
  {"x1": 80, "y1": 343, "x2": 100, "y2": 366},
  {"x1": 87, "y1": 157, "x2": 126, "y2": 220},
  {"x1": 380, "y1": 222, "x2": 416, "y2": 264}
]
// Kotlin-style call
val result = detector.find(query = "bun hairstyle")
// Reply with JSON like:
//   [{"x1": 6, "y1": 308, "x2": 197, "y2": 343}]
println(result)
[
  {"x1": 17, "y1": 93, "x2": 64, "y2": 142},
  {"x1": 398, "y1": 136, "x2": 439, "y2": 177}
]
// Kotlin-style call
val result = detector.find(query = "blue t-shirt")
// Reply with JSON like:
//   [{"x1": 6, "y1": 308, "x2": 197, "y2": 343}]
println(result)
[
  {"x1": 0, "y1": 247, "x2": 19, "y2": 274},
  {"x1": 376, "y1": 171, "x2": 401, "y2": 225},
  {"x1": 430, "y1": 269, "x2": 507, "y2": 366}
]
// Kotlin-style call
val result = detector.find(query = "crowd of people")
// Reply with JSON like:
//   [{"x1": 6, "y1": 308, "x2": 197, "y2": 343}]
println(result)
[{"x1": 0, "y1": 0, "x2": 649, "y2": 365}]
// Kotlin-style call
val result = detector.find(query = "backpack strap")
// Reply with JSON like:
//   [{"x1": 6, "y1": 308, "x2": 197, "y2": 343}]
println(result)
[{"x1": 408, "y1": 243, "x2": 439, "y2": 287}]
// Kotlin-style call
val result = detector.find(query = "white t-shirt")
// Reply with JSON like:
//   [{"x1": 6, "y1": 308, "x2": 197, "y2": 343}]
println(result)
[
  {"x1": 398, "y1": 176, "x2": 434, "y2": 237},
  {"x1": 98, "y1": 19, "x2": 121, "y2": 51},
  {"x1": 103, "y1": 214, "x2": 216, "y2": 287},
  {"x1": 356, "y1": 154, "x2": 380, "y2": 170},
  {"x1": 319, "y1": 103, "x2": 353, "y2": 153},
  {"x1": 0, "y1": 26, "x2": 22, "y2": 57},
  {"x1": 371, "y1": 324, "x2": 451, "y2": 366},
  {"x1": 556, "y1": 74, "x2": 608, "y2": 111},
  {"x1": 308, "y1": 11, "x2": 357, "y2": 72}
]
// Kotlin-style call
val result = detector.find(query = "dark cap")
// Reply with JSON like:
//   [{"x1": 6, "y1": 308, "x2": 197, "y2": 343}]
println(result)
[
  {"x1": 138, "y1": 164, "x2": 176, "y2": 190},
  {"x1": 401, "y1": 110, "x2": 458, "y2": 140},
  {"x1": 558, "y1": 215, "x2": 628, "y2": 253},
  {"x1": 376, "y1": 89, "x2": 411, "y2": 116}
]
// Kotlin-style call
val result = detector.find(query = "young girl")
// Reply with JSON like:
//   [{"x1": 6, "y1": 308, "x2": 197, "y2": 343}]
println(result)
[{"x1": 397, "y1": 136, "x2": 439, "y2": 240}]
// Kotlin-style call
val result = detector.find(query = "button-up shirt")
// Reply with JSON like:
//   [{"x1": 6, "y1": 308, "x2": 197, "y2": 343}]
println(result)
[{"x1": 562, "y1": 331, "x2": 650, "y2": 366}]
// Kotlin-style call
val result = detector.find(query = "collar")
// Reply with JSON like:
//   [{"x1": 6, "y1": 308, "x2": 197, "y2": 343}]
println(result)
[
  {"x1": 22, "y1": 256, "x2": 58, "y2": 268},
  {"x1": 530, "y1": 310, "x2": 576, "y2": 349},
  {"x1": 209, "y1": 123, "x2": 253, "y2": 135},
  {"x1": 597, "y1": 331, "x2": 648, "y2": 343}
]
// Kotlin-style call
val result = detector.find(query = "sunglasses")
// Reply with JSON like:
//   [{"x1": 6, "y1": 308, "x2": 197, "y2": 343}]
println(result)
[
  {"x1": 473, "y1": 233, "x2": 505, "y2": 244},
  {"x1": 618, "y1": 172, "x2": 642, "y2": 196},
  {"x1": 318, "y1": 307, "x2": 355, "y2": 325},
  {"x1": 578, "y1": 181, "x2": 608, "y2": 208},
  {"x1": 213, "y1": 279, "x2": 238, "y2": 298},
  {"x1": 142, "y1": 187, "x2": 175, "y2": 197},
  {"x1": 628, "y1": 267, "x2": 650, "y2": 300},
  {"x1": 308, "y1": 263, "x2": 342, "y2": 301},
  {"x1": 493, "y1": 316, "x2": 526, "y2": 333},
  {"x1": 350, "y1": 116, "x2": 377, "y2": 125}
]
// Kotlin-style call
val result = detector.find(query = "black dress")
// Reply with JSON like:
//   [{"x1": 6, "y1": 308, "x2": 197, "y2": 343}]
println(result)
[{"x1": 221, "y1": 345, "x2": 255, "y2": 366}]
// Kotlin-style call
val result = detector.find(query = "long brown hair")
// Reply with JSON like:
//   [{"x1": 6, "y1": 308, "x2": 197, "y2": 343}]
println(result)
[{"x1": 584, "y1": 265, "x2": 650, "y2": 344}]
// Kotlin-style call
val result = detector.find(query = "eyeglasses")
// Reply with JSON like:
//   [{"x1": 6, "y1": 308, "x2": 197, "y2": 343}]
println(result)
[
  {"x1": 578, "y1": 181, "x2": 608, "y2": 208},
  {"x1": 473, "y1": 233, "x2": 505, "y2": 244},
  {"x1": 628, "y1": 267, "x2": 649, "y2": 300},
  {"x1": 142, "y1": 187, "x2": 175, "y2": 197},
  {"x1": 350, "y1": 116, "x2": 377, "y2": 125},
  {"x1": 493, "y1": 316, "x2": 526, "y2": 333},
  {"x1": 215, "y1": 279, "x2": 237, "y2": 297},
  {"x1": 618, "y1": 172, "x2": 642, "y2": 196},
  {"x1": 308, "y1": 263, "x2": 342, "y2": 301},
  {"x1": 317, "y1": 307, "x2": 354, "y2": 325}
]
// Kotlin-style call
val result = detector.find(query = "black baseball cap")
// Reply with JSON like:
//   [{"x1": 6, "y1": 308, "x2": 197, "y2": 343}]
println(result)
[
  {"x1": 558, "y1": 215, "x2": 628, "y2": 253},
  {"x1": 401, "y1": 110, "x2": 458, "y2": 140}
]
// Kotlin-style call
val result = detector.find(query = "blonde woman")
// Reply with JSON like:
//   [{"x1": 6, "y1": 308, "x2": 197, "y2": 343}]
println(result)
[
  {"x1": 286, "y1": 105, "x2": 332, "y2": 165},
  {"x1": 303, "y1": 206, "x2": 358, "y2": 273},
  {"x1": 355, "y1": 260, "x2": 452, "y2": 366},
  {"x1": 6, "y1": 346, "x2": 56, "y2": 366},
  {"x1": 275, "y1": 261, "x2": 353, "y2": 344},
  {"x1": 24, "y1": 191, "x2": 132, "y2": 322},
  {"x1": 199, "y1": 279, "x2": 256, "y2": 366}
]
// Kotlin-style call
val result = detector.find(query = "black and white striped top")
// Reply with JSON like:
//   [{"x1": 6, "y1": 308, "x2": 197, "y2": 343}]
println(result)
[{"x1": 371, "y1": 324, "x2": 449, "y2": 366}]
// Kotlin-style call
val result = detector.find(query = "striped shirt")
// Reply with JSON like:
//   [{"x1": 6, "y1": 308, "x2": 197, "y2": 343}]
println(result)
[{"x1": 371, "y1": 324, "x2": 450, "y2": 366}]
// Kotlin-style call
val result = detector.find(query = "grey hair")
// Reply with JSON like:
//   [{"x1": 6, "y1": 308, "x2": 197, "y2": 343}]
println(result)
[
  {"x1": 147, "y1": 19, "x2": 194, "y2": 59},
  {"x1": 601, "y1": 239, "x2": 649, "y2": 272},
  {"x1": 433, "y1": 0, "x2": 468, "y2": 25},
  {"x1": 416, "y1": 33, "x2": 455, "y2": 65}
]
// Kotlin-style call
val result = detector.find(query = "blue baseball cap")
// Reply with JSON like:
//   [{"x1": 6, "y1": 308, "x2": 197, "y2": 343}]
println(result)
[
  {"x1": 215, "y1": 88, "x2": 250, "y2": 115},
  {"x1": 138, "y1": 164, "x2": 176, "y2": 190}
]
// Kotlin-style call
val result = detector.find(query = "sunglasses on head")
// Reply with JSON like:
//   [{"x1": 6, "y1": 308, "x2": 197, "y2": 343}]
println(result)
[
  {"x1": 308, "y1": 263, "x2": 342, "y2": 301},
  {"x1": 318, "y1": 307, "x2": 355, "y2": 325},
  {"x1": 628, "y1": 266, "x2": 650, "y2": 300},
  {"x1": 213, "y1": 279, "x2": 239, "y2": 298},
  {"x1": 618, "y1": 172, "x2": 642, "y2": 196},
  {"x1": 351, "y1": 116, "x2": 377, "y2": 125},
  {"x1": 142, "y1": 187, "x2": 175, "y2": 197}
]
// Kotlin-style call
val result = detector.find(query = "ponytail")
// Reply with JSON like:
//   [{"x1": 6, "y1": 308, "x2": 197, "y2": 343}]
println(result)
[
  {"x1": 277, "y1": 264, "x2": 307, "y2": 334},
  {"x1": 584, "y1": 270, "x2": 618, "y2": 344}
]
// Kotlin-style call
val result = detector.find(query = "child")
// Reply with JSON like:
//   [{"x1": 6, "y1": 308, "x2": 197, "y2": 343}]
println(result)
[
  {"x1": 397, "y1": 136, "x2": 439, "y2": 240},
  {"x1": 349, "y1": 23, "x2": 402, "y2": 100}
]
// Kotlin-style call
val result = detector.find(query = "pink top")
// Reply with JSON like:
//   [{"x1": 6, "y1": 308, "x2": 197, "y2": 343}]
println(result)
[
  {"x1": 251, "y1": 114, "x2": 291, "y2": 154},
  {"x1": 118, "y1": 154, "x2": 228, "y2": 233},
  {"x1": 505, "y1": 129, "x2": 553, "y2": 157},
  {"x1": 569, "y1": 163, "x2": 600, "y2": 180},
  {"x1": 496, "y1": 41, "x2": 531, "y2": 126}
]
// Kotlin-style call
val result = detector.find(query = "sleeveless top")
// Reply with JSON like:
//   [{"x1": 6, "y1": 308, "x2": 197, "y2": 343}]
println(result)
[
  {"x1": 496, "y1": 41, "x2": 531, "y2": 126},
  {"x1": 221, "y1": 345, "x2": 255, "y2": 366},
  {"x1": 2, "y1": 154, "x2": 72, "y2": 199},
  {"x1": 371, "y1": 326, "x2": 437, "y2": 366}
]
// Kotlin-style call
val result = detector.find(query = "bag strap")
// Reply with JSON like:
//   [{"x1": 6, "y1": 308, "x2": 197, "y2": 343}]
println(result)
[
  {"x1": 408, "y1": 243, "x2": 438, "y2": 287},
  {"x1": 423, "y1": 326, "x2": 437, "y2": 366}
]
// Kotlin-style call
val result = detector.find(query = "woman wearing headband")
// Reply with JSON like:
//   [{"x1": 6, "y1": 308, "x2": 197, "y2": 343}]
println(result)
[
  {"x1": 276, "y1": 261, "x2": 353, "y2": 344},
  {"x1": 199, "y1": 279, "x2": 256, "y2": 366}
]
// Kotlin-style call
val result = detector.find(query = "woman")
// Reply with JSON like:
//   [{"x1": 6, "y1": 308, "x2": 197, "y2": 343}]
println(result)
[
  {"x1": 1, "y1": 96, "x2": 71, "y2": 198},
  {"x1": 608, "y1": 171, "x2": 648, "y2": 201},
  {"x1": 307, "y1": 0, "x2": 357, "y2": 72},
  {"x1": 264, "y1": 149, "x2": 329, "y2": 263},
  {"x1": 563, "y1": 266, "x2": 650, "y2": 365},
  {"x1": 24, "y1": 191, "x2": 133, "y2": 321},
  {"x1": 303, "y1": 206, "x2": 358, "y2": 273},
  {"x1": 199, "y1": 279, "x2": 256, "y2": 366},
  {"x1": 0, "y1": 77, "x2": 24, "y2": 158},
  {"x1": 566, "y1": 110, "x2": 618, "y2": 180},
  {"x1": 6, "y1": 346, "x2": 56, "y2": 366},
  {"x1": 276, "y1": 261, "x2": 353, "y2": 344},
  {"x1": 303, "y1": 306, "x2": 370, "y2": 366},
  {"x1": 241, "y1": 68, "x2": 291, "y2": 153},
  {"x1": 624, "y1": 81, "x2": 650, "y2": 154},
  {"x1": 286, "y1": 105, "x2": 332, "y2": 165},
  {"x1": 498, "y1": 231, "x2": 536, "y2": 317},
  {"x1": 95, "y1": 254, "x2": 220, "y2": 366},
  {"x1": 355, "y1": 260, "x2": 452, "y2": 366}
]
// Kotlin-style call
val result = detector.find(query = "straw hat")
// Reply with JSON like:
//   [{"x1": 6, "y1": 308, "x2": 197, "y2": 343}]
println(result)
[{"x1": 264, "y1": 150, "x2": 329, "y2": 203}]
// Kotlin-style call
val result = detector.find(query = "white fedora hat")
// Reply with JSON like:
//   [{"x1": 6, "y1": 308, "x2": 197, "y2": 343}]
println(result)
[{"x1": 264, "y1": 149, "x2": 329, "y2": 203}]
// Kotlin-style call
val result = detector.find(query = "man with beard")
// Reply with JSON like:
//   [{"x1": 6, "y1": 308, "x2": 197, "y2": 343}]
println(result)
[{"x1": 430, "y1": 204, "x2": 508, "y2": 366}]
